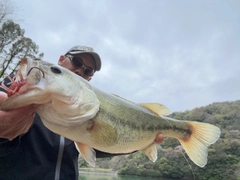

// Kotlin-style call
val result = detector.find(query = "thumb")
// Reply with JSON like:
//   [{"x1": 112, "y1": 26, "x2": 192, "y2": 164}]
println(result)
[{"x1": 0, "y1": 92, "x2": 8, "y2": 104}]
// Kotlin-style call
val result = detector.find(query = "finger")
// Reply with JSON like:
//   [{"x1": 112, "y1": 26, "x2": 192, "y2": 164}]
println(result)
[
  {"x1": 4, "y1": 104, "x2": 39, "y2": 114},
  {"x1": 21, "y1": 113, "x2": 35, "y2": 134},
  {"x1": 0, "y1": 105, "x2": 37, "y2": 126},
  {"x1": 0, "y1": 112, "x2": 35, "y2": 140},
  {"x1": 155, "y1": 133, "x2": 164, "y2": 144},
  {"x1": 0, "y1": 92, "x2": 8, "y2": 104}
]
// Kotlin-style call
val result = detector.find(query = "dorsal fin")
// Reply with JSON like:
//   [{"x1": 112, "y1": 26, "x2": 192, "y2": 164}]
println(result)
[
  {"x1": 139, "y1": 103, "x2": 172, "y2": 116},
  {"x1": 112, "y1": 94, "x2": 172, "y2": 116}
]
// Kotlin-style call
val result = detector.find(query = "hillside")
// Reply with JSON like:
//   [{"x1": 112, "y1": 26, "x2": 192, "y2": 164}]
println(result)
[{"x1": 79, "y1": 100, "x2": 240, "y2": 180}]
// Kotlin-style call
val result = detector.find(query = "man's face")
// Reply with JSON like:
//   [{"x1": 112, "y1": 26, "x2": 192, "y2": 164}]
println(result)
[{"x1": 58, "y1": 53, "x2": 96, "y2": 81}]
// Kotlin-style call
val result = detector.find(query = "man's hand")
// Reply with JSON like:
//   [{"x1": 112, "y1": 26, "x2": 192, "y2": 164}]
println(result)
[{"x1": 0, "y1": 92, "x2": 38, "y2": 141}]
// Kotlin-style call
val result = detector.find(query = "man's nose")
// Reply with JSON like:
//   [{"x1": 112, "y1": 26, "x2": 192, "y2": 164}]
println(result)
[{"x1": 74, "y1": 68, "x2": 84, "y2": 77}]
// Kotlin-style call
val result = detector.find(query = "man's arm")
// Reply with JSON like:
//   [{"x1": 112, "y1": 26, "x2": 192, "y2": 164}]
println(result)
[{"x1": 0, "y1": 77, "x2": 37, "y2": 157}]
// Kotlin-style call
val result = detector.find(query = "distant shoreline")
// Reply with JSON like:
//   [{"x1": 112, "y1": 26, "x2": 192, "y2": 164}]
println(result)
[{"x1": 79, "y1": 168, "x2": 117, "y2": 176}]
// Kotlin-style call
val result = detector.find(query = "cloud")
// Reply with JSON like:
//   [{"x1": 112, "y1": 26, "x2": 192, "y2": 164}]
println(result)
[{"x1": 10, "y1": 0, "x2": 240, "y2": 112}]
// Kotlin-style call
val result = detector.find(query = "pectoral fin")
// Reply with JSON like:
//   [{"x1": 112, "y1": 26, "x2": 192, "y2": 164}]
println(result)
[
  {"x1": 75, "y1": 142, "x2": 96, "y2": 167},
  {"x1": 140, "y1": 143, "x2": 157, "y2": 162}
]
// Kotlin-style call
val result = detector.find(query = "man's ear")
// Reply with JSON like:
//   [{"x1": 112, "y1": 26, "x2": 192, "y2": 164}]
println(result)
[
  {"x1": 58, "y1": 55, "x2": 65, "y2": 65},
  {"x1": 88, "y1": 77, "x2": 92, "y2": 81}
]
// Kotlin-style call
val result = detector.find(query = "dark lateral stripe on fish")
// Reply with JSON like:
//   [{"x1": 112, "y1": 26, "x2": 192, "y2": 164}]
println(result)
[{"x1": 96, "y1": 107, "x2": 191, "y2": 136}]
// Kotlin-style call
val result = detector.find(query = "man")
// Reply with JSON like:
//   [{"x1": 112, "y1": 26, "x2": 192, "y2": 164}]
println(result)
[{"x1": 0, "y1": 46, "x2": 164, "y2": 180}]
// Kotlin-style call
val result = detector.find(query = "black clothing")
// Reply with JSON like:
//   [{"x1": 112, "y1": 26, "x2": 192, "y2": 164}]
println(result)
[{"x1": 0, "y1": 115, "x2": 79, "y2": 180}]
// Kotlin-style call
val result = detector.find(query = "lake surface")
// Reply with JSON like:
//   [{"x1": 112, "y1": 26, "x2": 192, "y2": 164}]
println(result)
[{"x1": 78, "y1": 172, "x2": 166, "y2": 180}]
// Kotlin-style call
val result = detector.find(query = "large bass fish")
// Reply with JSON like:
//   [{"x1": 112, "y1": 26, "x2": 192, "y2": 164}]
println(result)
[{"x1": 0, "y1": 58, "x2": 221, "y2": 167}]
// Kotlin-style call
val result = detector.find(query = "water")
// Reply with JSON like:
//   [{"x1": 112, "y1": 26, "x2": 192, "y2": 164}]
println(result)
[{"x1": 78, "y1": 172, "x2": 165, "y2": 180}]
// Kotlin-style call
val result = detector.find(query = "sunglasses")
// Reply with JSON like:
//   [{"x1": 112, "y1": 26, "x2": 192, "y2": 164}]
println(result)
[{"x1": 66, "y1": 54, "x2": 95, "y2": 76}]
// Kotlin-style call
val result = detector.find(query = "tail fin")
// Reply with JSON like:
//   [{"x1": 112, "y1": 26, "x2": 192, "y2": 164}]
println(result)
[{"x1": 178, "y1": 121, "x2": 221, "y2": 167}]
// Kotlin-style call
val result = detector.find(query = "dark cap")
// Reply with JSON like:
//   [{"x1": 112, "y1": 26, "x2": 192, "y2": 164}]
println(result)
[{"x1": 65, "y1": 46, "x2": 101, "y2": 71}]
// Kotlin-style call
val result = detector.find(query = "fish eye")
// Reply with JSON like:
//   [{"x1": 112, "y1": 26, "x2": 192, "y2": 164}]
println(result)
[{"x1": 51, "y1": 66, "x2": 62, "y2": 74}]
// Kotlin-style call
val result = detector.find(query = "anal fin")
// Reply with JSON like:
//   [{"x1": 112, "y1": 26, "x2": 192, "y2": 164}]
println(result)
[
  {"x1": 140, "y1": 143, "x2": 158, "y2": 162},
  {"x1": 75, "y1": 142, "x2": 96, "y2": 167}
]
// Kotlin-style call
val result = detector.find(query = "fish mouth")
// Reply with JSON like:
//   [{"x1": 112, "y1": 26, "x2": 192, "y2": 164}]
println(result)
[
  {"x1": 1, "y1": 58, "x2": 45, "y2": 97},
  {"x1": 0, "y1": 58, "x2": 50, "y2": 110}
]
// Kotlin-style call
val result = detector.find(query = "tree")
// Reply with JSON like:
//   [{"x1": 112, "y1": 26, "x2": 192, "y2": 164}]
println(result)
[
  {"x1": 0, "y1": 1, "x2": 43, "y2": 80},
  {"x1": 0, "y1": 0, "x2": 14, "y2": 22}
]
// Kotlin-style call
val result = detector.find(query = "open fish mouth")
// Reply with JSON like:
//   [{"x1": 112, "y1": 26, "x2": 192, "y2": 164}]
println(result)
[
  {"x1": 0, "y1": 58, "x2": 51, "y2": 110},
  {"x1": 1, "y1": 58, "x2": 46, "y2": 97},
  {"x1": 0, "y1": 72, "x2": 27, "y2": 97}
]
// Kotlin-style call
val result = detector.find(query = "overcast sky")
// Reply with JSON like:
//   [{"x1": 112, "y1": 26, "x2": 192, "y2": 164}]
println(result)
[{"x1": 9, "y1": 0, "x2": 240, "y2": 112}]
